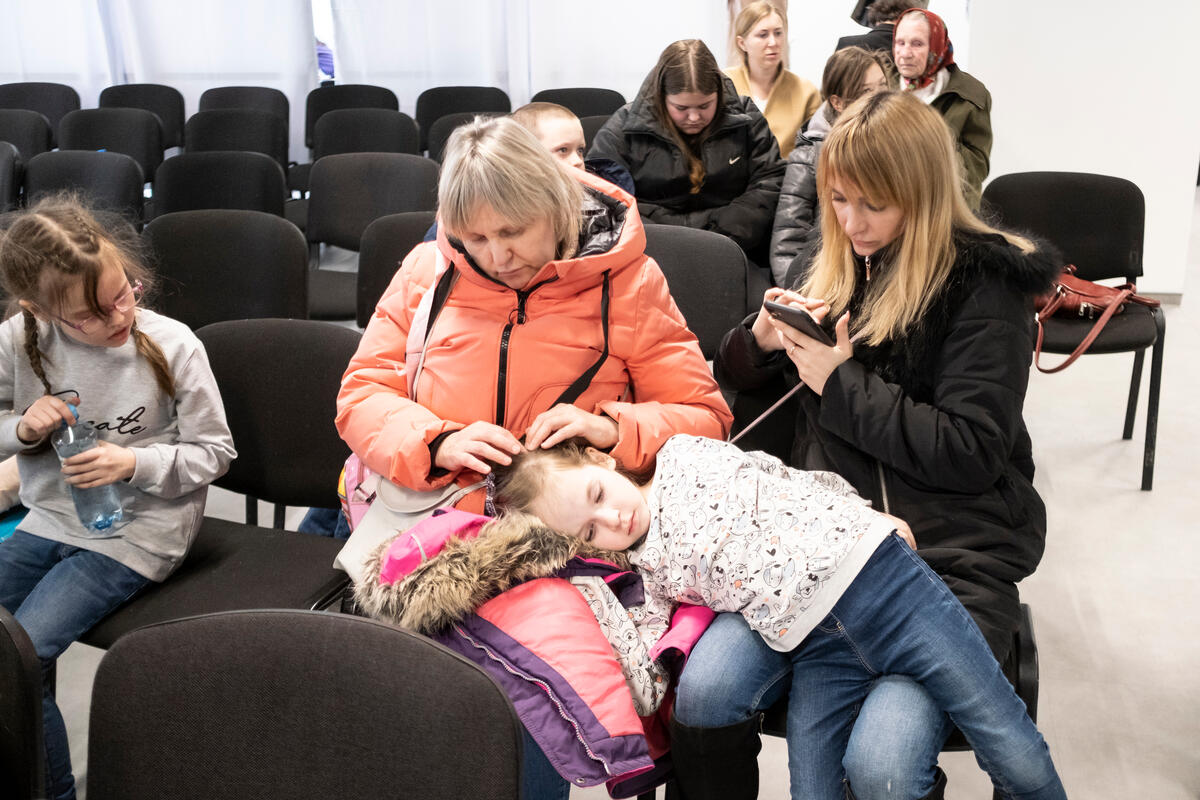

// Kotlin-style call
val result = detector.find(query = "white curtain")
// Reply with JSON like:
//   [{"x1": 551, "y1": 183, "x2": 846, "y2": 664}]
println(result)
[
  {"x1": 0, "y1": 0, "x2": 112, "y2": 107},
  {"x1": 106, "y1": 0, "x2": 317, "y2": 162},
  {"x1": 331, "y1": 0, "x2": 728, "y2": 113}
]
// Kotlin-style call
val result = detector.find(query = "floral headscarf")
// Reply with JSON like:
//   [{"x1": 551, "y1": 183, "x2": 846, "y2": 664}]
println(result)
[{"x1": 895, "y1": 8, "x2": 955, "y2": 90}]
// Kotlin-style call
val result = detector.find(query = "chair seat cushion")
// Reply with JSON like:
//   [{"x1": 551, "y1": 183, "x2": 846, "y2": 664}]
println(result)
[
  {"x1": 82, "y1": 516, "x2": 347, "y2": 649},
  {"x1": 1038, "y1": 303, "x2": 1161, "y2": 355}
]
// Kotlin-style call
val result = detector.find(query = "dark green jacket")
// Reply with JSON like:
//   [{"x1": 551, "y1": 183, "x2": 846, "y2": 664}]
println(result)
[{"x1": 933, "y1": 64, "x2": 992, "y2": 209}]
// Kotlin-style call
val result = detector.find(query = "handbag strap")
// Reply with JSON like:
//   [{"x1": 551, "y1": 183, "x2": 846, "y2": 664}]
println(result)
[
  {"x1": 553, "y1": 270, "x2": 611, "y2": 407},
  {"x1": 1034, "y1": 285, "x2": 1133, "y2": 373}
]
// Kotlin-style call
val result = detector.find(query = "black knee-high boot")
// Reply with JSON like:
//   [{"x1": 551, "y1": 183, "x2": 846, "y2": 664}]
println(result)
[{"x1": 667, "y1": 715, "x2": 762, "y2": 800}]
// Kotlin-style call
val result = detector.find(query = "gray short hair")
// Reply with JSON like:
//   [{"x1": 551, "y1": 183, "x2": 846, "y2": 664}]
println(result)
[{"x1": 438, "y1": 116, "x2": 583, "y2": 259}]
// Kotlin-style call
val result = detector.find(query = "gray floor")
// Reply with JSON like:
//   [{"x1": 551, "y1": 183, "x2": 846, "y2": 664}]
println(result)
[{"x1": 57, "y1": 194, "x2": 1200, "y2": 798}]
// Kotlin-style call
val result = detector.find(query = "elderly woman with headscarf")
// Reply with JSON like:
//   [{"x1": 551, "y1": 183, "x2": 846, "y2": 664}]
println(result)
[{"x1": 893, "y1": 7, "x2": 992, "y2": 207}]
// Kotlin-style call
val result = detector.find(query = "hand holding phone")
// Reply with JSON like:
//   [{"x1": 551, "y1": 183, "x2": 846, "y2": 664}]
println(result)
[{"x1": 764, "y1": 299, "x2": 835, "y2": 346}]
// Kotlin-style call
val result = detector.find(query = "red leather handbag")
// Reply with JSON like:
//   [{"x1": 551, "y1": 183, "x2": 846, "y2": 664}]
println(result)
[{"x1": 1034, "y1": 265, "x2": 1160, "y2": 373}]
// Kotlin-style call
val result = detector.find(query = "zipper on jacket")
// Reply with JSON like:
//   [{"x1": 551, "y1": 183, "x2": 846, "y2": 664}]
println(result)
[
  {"x1": 494, "y1": 290, "x2": 530, "y2": 426},
  {"x1": 864, "y1": 255, "x2": 872, "y2": 282},
  {"x1": 876, "y1": 460, "x2": 891, "y2": 515}
]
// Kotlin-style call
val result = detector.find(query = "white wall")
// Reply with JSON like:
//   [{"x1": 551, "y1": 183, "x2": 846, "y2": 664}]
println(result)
[{"x1": 971, "y1": 0, "x2": 1200, "y2": 296}]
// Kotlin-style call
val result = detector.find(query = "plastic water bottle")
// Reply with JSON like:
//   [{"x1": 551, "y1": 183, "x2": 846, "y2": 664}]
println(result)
[{"x1": 50, "y1": 406, "x2": 127, "y2": 535}]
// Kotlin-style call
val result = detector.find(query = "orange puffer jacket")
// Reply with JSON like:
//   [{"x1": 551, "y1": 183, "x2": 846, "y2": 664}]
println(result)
[{"x1": 336, "y1": 170, "x2": 732, "y2": 509}]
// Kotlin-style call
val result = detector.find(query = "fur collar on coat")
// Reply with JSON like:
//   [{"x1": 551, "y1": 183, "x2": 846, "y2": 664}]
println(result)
[{"x1": 354, "y1": 514, "x2": 630, "y2": 635}]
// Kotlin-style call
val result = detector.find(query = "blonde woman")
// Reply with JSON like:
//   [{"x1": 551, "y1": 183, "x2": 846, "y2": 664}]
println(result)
[
  {"x1": 683, "y1": 91, "x2": 1061, "y2": 799},
  {"x1": 336, "y1": 115, "x2": 730, "y2": 800},
  {"x1": 724, "y1": 1, "x2": 820, "y2": 158}
]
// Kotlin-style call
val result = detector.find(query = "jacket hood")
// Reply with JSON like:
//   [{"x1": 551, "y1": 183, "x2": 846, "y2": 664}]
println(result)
[
  {"x1": 355, "y1": 513, "x2": 630, "y2": 635},
  {"x1": 623, "y1": 72, "x2": 755, "y2": 140},
  {"x1": 435, "y1": 168, "x2": 644, "y2": 294},
  {"x1": 954, "y1": 231, "x2": 1062, "y2": 295}
]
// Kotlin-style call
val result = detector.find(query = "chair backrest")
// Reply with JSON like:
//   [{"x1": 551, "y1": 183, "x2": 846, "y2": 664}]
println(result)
[
  {"x1": 99, "y1": 83, "x2": 186, "y2": 149},
  {"x1": 303, "y1": 83, "x2": 398, "y2": 149},
  {"x1": 0, "y1": 109, "x2": 52, "y2": 161},
  {"x1": 151, "y1": 151, "x2": 287, "y2": 217},
  {"x1": 530, "y1": 87, "x2": 625, "y2": 118},
  {"x1": 0, "y1": 605, "x2": 44, "y2": 800},
  {"x1": 981, "y1": 171, "x2": 1144, "y2": 283},
  {"x1": 306, "y1": 153, "x2": 439, "y2": 250},
  {"x1": 24, "y1": 150, "x2": 144, "y2": 221},
  {"x1": 415, "y1": 85, "x2": 511, "y2": 151},
  {"x1": 199, "y1": 86, "x2": 289, "y2": 126},
  {"x1": 143, "y1": 210, "x2": 306, "y2": 329},
  {"x1": 357, "y1": 210, "x2": 436, "y2": 327},
  {"x1": 579, "y1": 114, "x2": 610, "y2": 152},
  {"x1": 0, "y1": 82, "x2": 80, "y2": 145},
  {"x1": 87, "y1": 609, "x2": 522, "y2": 800},
  {"x1": 196, "y1": 319, "x2": 360, "y2": 507},
  {"x1": 427, "y1": 110, "x2": 504, "y2": 163},
  {"x1": 313, "y1": 107, "x2": 420, "y2": 159},
  {"x1": 58, "y1": 107, "x2": 164, "y2": 183},
  {"x1": 0, "y1": 142, "x2": 20, "y2": 212},
  {"x1": 643, "y1": 223, "x2": 750, "y2": 359},
  {"x1": 185, "y1": 109, "x2": 289, "y2": 170}
]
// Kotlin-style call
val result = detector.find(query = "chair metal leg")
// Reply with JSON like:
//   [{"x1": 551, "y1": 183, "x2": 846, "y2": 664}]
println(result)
[
  {"x1": 1141, "y1": 315, "x2": 1165, "y2": 491},
  {"x1": 244, "y1": 495, "x2": 257, "y2": 526},
  {"x1": 1123, "y1": 349, "x2": 1145, "y2": 441},
  {"x1": 273, "y1": 503, "x2": 287, "y2": 530}
]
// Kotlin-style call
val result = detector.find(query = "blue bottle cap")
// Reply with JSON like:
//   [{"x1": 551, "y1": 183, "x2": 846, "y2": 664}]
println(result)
[{"x1": 65, "y1": 403, "x2": 80, "y2": 424}]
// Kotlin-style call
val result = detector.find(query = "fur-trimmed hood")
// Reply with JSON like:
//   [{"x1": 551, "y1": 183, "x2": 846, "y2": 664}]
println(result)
[{"x1": 354, "y1": 513, "x2": 629, "y2": 635}]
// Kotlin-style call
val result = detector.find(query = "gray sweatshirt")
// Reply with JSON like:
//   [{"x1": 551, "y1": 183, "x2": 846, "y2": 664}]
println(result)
[{"x1": 0, "y1": 309, "x2": 236, "y2": 580}]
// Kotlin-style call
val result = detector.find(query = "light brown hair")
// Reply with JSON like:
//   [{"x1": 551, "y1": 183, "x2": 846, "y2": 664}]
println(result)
[
  {"x1": 804, "y1": 91, "x2": 1032, "y2": 345},
  {"x1": 732, "y1": 1, "x2": 788, "y2": 72},
  {"x1": 0, "y1": 195, "x2": 176, "y2": 398},
  {"x1": 820, "y1": 46, "x2": 896, "y2": 124},
  {"x1": 510, "y1": 101, "x2": 578, "y2": 136},
  {"x1": 438, "y1": 116, "x2": 583, "y2": 259},
  {"x1": 647, "y1": 39, "x2": 727, "y2": 194}
]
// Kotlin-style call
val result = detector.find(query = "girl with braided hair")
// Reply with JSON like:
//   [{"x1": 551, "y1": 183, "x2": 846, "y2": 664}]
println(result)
[{"x1": 0, "y1": 196, "x2": 235, "y2": 800}]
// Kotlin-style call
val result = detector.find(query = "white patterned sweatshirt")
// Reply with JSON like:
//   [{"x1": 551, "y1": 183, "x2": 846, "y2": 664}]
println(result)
[{"x1": 628, "y1": 435, "x2": 896, "y2": 653}]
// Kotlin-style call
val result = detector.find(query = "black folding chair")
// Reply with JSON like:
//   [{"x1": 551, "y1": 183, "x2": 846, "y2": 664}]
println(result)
[
  {"x1": 356, "y1": 211, "x2": 436, "y2": 327},
  {"x1": 87, "y1": 609, "x2": 523, "y2": 800},
  {"x1": 23, "y1": 150, "x2": 144, "y2": 222},
  {"x1": 150, "y1": 151, "x2": 287, "y2": 218},
  {"x1": 185, "y1": 108, "x2": 289, "y2": 172},
  {"x1": 643, "y1": 224, "x2": 753, "y2": 358},
  {"x1": 305, "y1": 153, "x2": 439, "y2": 319},
  {"x1": 0, "y1": 605, "x2": 44, "y2": 800},
  {"x1": 303, "y1": 83, "x2": 398, "y2": 150},
  {"x1": 80, "y1": 319, "x2": 360, "y2": 649},
  {"x1": 58, "y1": 107, "x2": 163, "y2": 184},
  {"x1": 0, "y1": 109, "x2": 51, "y2": 161},
  {"x1": 531, "y1": 87, "x2": 625, "y2": 118},
  {"x1": 100, "y1": 83, "x2": 186, "y2": 150},
  {"x1": 0, "y1": 82, "x2": 79, "y2": 146},
  {"x1": 289, "y1": 107, "x2": 421, "y2": 193},
  {"x1": 415, "y1": 85, "x2": 510, "y2": 153},
  {"x1": 0, "y1": 142, "x2": 20, "y2": 212},
  {"x1": 982, "y1": 171, "x2": 1165, "y2": 490},
  {"x1": 142, "y1": 210, "x2": 307, "y2": 328}
]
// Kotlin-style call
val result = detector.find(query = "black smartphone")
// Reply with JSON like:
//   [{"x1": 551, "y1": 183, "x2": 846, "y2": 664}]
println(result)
[{"x1": 764, "y1": 299, "x2": 835, "y2": 345}]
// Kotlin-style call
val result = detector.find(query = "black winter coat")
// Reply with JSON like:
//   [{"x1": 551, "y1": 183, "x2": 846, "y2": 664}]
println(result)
[
  {"x1": 715, "y1": 232, "x2": 1061, "y2": 659},
  {"x1": 588, "y1": 75, "x2": 785, "y2": 257}
]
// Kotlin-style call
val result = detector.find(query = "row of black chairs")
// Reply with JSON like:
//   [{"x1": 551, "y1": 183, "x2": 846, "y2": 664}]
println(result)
[{"x1": 0, "y1": 81, "x2": 625, "y2": 161}]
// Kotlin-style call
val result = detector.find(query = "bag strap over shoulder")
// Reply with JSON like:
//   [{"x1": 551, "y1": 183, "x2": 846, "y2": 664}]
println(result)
[{"x1": 406, "y1": 250, "x2": 458, "y2": 402}]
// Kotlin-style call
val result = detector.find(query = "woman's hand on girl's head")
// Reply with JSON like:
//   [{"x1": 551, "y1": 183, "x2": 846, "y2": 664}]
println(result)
[
  {"x1": 16, "y1": 394, "x2": 79, "y2": 445},
  {"x1": 434, "y1": 421, "x2": 523, "y2": 475},
  {"x1": 780, "y1": 311, "x2": 852, "y2": 395},
  {"x1": 61, "y1": 441, "x2": 135, "y2": 488},
  {"x1": 524, "y1": 403, "x2": 619, "y2": 452},
  {"x1": 751, "y1": 288, "x2": 828, "y2": 352}
]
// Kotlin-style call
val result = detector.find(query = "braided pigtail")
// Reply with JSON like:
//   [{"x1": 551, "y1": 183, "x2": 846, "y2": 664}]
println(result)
[
  {"x1": 20, "y1": 307, "x2": 52, "y2": 395},
  {"x1": 130, "y1": 317, "x2": 176, "y2": 400}
]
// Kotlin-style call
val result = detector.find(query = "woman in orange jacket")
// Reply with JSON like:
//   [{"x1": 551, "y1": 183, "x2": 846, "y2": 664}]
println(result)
[{"x1": 335, "y1": 115, "x2": 731, "y2": 800}]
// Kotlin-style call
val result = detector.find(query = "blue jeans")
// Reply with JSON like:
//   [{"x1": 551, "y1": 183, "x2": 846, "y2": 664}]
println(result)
[
  {"x1": 0, "y1": 531, "x2": 151, "y2": 800},
  {"x1": 521, "y1": 728, "x2": 570, "y2": 800},
  {"x1": 677, "y1": 616, "x2": 949, "y2": 799},
  {"x1": 678, "y1": 535, "x2": 1063, "y2": 800}
]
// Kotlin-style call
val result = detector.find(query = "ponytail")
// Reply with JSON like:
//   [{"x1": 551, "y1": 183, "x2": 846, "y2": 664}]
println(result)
[
  {"x1": 20, "y1": 307, "x2": 51, "y2": 395},
  {"x1": 131, "y1": 318, "x2": 176, "y2": 400}
]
